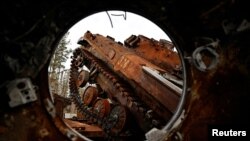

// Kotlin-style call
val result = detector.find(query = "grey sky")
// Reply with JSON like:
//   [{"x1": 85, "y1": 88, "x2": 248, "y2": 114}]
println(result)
[{"x1": 64, "y1": 11, "x2": 171, "y2": 69}]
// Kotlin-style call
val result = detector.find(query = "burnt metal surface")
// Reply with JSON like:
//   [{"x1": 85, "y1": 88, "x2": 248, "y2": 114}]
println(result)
[
  {"x1": 0, "y1": 0, "x2": 250, "y2": 141},
  {"x1": 80, "y1": 47, "x2": 167, "y2": 126},
  {"x1": 126, "y1": 35, "x2": 182, "y2": 76},
  {"x1": 70, "y1": 32, "x2": 183, "y2": 136},
  {"x1": 83, "y1": 32, "x2": 181, "y2": 114}
]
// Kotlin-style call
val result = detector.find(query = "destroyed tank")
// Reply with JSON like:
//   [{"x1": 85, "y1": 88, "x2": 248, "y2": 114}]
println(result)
[{"x1": 69, "y1": 31, "x2": 183, "y2": 139}]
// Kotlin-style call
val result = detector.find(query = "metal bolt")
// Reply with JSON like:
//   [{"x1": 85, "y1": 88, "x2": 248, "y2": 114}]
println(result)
[{"x1": 192, "y1": 46, "x2": 219, "y2": 72}]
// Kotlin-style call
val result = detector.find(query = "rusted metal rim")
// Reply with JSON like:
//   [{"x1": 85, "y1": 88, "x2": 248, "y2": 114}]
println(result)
[{"x1": 161, "y1": 39, "x2": 188, "y2": 132}]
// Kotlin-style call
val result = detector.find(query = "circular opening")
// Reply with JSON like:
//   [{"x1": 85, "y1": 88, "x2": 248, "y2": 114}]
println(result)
[{"x1": 48, "y1": 10, "x2": 186, "y2": 140}]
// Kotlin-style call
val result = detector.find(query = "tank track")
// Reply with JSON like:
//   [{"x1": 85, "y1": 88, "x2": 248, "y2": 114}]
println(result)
[{"x1": 69, "y1": 47, "x2": 163, "y2": 136}]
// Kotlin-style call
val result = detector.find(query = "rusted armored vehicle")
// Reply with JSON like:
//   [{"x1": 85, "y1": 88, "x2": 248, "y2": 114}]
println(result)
[{"x1": 69, "y1": 31, "x2": 183, "y2": 139}]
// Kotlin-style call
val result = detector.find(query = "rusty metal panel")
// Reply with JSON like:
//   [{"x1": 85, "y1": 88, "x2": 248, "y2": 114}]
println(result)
[{"x1": 83, "y1": 32, "x2": 181, "y2": 114}]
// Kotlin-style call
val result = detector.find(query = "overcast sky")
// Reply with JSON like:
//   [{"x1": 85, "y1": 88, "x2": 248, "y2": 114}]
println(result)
[{"x1": 64, "y1": 11, "x2": 171, "y2": 69}]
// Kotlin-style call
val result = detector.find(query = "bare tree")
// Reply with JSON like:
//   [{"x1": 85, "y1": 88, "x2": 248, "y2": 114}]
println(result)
[{"x1": 49, "y1": 32, "x2": 72, "y2": 96}]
